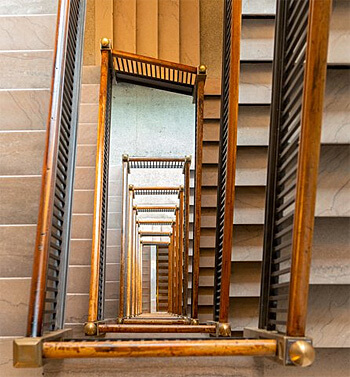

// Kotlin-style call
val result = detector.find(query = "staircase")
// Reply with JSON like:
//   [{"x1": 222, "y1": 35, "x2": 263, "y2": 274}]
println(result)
[{"x1": 198, "y1": 0, "x2": 350, "y2": 348}]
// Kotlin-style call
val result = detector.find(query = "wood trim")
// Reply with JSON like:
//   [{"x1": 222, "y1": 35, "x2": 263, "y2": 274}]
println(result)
[
  {"x1": 168, "y1": 230, "x2": 174, "y2": 312},
  {"x1": 43, "y1": 339, "x2": 277, "y2": 358},
  {"x1": 287, "y1": 0, "x2": 332, "y2": 337},
  {"x1": 179, "y1": 189, "x2": 184, "y2": 315},
  {"x1": 218, "y1": 0, "x2": 242, "y2": 324},
  {"x1": 98, "y1": 324, "x2": 217, "y2": 334},
  {"x1": 87, "y1": 50, "x2": 110, "y2": 322},
  {"x1": 126, "y1": 189, "x2": 134, "y2": 317}
]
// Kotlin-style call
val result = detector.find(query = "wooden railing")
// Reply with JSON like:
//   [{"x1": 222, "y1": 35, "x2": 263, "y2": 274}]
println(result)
[
  {"x1": 26, "y1": 0, "x2": 86, "y2": 337},
  {"x1": 213, "y1": 0, "x2": 241, "y2": 329},
  {"x1": 87, "y1": 39, "x2": 113, "y2": 327},
  {"x1": 259, "y1": 0, "x2": 332, "y2": 336}
]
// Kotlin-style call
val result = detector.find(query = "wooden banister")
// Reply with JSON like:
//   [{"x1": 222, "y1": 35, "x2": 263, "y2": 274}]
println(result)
[
  {"x1": 27, "y1": 0, "x2": 86, "y2": 337},
  {"x1": 287, "y1": 0, "x2": 332, "y2": 337}
]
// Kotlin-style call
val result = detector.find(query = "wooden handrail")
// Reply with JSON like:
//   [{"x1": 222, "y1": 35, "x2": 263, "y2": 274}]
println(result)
[
  {"x1": 183, "y1": 157, "x2": 191, "y2": 316},
  {"x1": 87, "y1": 45, "x2": 112, "y2": 323},
  {"x1": 214, "y1": 0, "x2": 242, "y2": 324},
  {"x1": 287, "y1": 0, "x2": 332, "y2": 337},
  {"x1": 27, "y1": 0, "x2": 86, "y2": 337}
]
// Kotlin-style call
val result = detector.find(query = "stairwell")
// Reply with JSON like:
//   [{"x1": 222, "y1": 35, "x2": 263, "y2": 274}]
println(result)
[{"x1": 0, "y1": 0, "x2": 349, "y2": 376}]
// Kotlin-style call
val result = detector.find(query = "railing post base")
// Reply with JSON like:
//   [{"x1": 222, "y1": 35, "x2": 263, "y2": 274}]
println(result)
[
  {"x1": 244, "y1": 328, "x2": 314, "y2": 367},
  {"x1": 190, "y1": 318, "x2": 199, "y2": 325},
  {"x1": 13, "y1": 329, "x2": 71, "y2": 368}
]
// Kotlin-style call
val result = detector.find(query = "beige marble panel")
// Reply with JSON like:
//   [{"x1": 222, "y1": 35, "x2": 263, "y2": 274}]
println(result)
[
  {"x1": 67, "y1": 265, "x2": 90, "y2": 294},
  {"x1": 0, "y1": 176, "x2": 41, "y2": 224},
  {"x1": 72, "y1": 189, "x2": 94, "y2": 214},
  {"x1": 136, "y1": 0, "x2": 158, "y2": 57},
  {"x1": 322, "y1": 69, "x2": 350, "y2": 144},
  {"x1": 311, "y1": 218, "x2": 350, "y2": 284},
  {"x1": 201, "y1": 187, "x2": 265, "y2": 226},
  {"x1": 316, "y1": 145, "x2": 350, "y2": 217},
  {"x1": 113, "y1": 0, "x2": 136, "y2": 52},
  {"x1": 198, "y1": 262, "x2": 261, "y2": 297},
  {"x1": 74, "y1": 167, "x2": 96, "y2": 189},
  {"x1": 80, "y1": 83, "x2": 99, "y2": 103},
  {"x1": 0, "y1": 89, "x2": 49, "y2": 130},
  {"x1": 69, "y1": 239, "x2": 92, "y2": 265},
  {"x1": 202, "y1": 146, "x2": 267, "y2": 186},
  {"x1": 76, "y1": 145, "x2": 97, "y2": 167},
  {"x1": 229, "y1": 297, "x2": 259, "y2": 330},
  {"x1": 307, "y1": 285, "x2": 350, "y2": 347},
  {"x1": 158, "y1": 0, "x2": 180, "y2": 62},
  {"x1": 82, "y1": 65, "x2": 100, "y2": 84},
  {"x1": 78, "y1": 103, "x2": 99, "y2": 123},
  {"x1": 71, "y1": 214, "x2": 93, "y2": 239},
  {"x1": 241, "y1": 19, "x2": 274, "y2": 61},
  {"x1": 104, "y1": 298, "x2": 119, "y2": 318},
  {"x1": 200, "y1": 224, "x2": 263, "y2": 261},
  {"x1": 0, "y1": 278, "x2": 30, "y2": 336},
  {"x1": 0, "y1": 131, "x2": 45, "y2": 175},
  {"x1": 64, "y1": 294, "x2": 89, "y2": 323},
  {"x1": 0, "y1": 51, "x2": 53, "y2": 89},
  {"x1": 240, "y1": 63, "x2": 272, "y2": 104},
  {"x1": 0, "y1": 225, "x2": 36, "y2": 278},
  {"x1": 0, "y1": 15, "x2": 56, "y2": 50},
  {"x1": 328, "y1": 0, "x2": 350, "y2": 64},
  {"x1": 77, "y1": 123, "x2": 98, "y2": 144},
  {"x1": 180, "y1": 0, "x2": 200, "y2": 66}
]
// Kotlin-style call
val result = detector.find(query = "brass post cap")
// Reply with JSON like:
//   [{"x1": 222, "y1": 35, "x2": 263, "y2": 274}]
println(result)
[
  {"x1": 218, "y1": 323, "x2": 231, "y2": 337},
  {"x1": 199, "y1": 64, "x2": 207, "y2": 74},
  {"x1": 185, "y1": 155, "x2": 192, "y2": 162},
  {"x1": 289, "y1": 341, "x2": 315, "y2": 367},
  {"x1": 116, "y1": 317, "x2": 124, "y2": 324},
  {"x1": 101, "y1": 37, "x2": 110, "y2": 48},
  {"x1": 122, "y1": 154, "x2": 129, "y2": 162},
  {"x1": 191, "y1": 318, "x2": 199, "y2": 325},
  {"x1": 84, "y1": 322, "x2": 97, "y2": 336}
]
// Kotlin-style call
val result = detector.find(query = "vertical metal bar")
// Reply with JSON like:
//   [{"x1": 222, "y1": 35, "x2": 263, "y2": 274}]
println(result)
[
  {"x1": 258, "y1": 0, "x2": 288, "y2": 330},
  {"x1": 287, "y1": 0, "x2": 332, "y2": 337}
]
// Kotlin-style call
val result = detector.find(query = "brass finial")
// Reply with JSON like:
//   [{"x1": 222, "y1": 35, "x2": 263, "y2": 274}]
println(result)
[
  {"x1": 84, "y1": 322, "x2": 97, "y2": 336},
  {"x1": 101, "y1": 37, "x2": 110, "y2": 48},
  {"x1": 218, "y1": 322, "x2": 231, "y2": 337},
  {"x1": 199, "y1": 64, "x2": 207, "y2": 74},
  {"x1": 289, "y1": 341, "x2": 315, "y2": 367},
  {"x1": 191, "y1": 318, "x2": 199, "y2": 325}
]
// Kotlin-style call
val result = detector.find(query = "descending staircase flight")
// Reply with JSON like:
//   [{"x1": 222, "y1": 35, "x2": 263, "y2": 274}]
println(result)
[{"x1": 14, "y1": 0, "x2": 332, "y2": 369}]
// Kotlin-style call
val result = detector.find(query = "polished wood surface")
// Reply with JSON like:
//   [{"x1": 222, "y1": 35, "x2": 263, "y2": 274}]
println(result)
[
  {"x1": 192, "y1": 72, "x2": 206, "y2": 319},
  {"x1": 98, "y1": 324, "x2": 217, "y2": 333},
  {"x1": 126, "y1": 189, "x2": 134, "y2": 317},
  {"x1": 43, "y1": 339, "x2": 277, "y2": 358},
  {"x1": 287, "y1": 0, "x2": 332, "y2": 337},
  {"x1": 168, "y1": 229, "x2": 174, "y2": 312},
  {"x1": 218, "y1": 0, "x2": 242, "y2": 324},
  {"x1": 87, "y1": 49, "x2": 110, "y2": 322}
]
